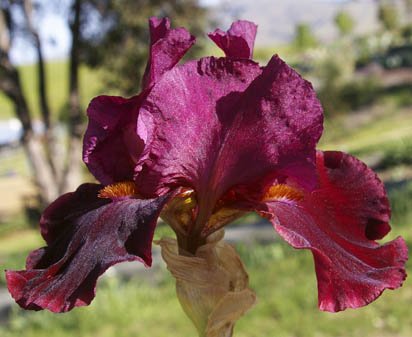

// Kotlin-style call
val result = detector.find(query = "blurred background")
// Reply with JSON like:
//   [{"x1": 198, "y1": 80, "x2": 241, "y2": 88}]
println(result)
[{"x1": 0, "y1": 0, "x2": 411, "y2": 336}]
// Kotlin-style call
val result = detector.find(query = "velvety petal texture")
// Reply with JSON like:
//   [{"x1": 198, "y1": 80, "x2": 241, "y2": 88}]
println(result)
[
  {"x1": 6, "y1": 184, "x2": 169, "y2": 312},
  {"x1": 6, "y1": 17, "x2": 406, "y2": 319},
  {"x1": 208, "y1": 20, "x2": 257, "y2": 59},
  {"x1": 138, "y1": 55, "x2": 323, "y2": 215},
  {"x1": 263, "y1": 151, "x2": 407, "y2": 312},
  {"x1": 40, "y1": 183, "x2": 109, "y2": 244},
  {"x1": 83, "y1": 95, "x2": 154, "y2": 185},
  {"x1": 142, "y1": 17, "x2": 195, "y2": 89}
]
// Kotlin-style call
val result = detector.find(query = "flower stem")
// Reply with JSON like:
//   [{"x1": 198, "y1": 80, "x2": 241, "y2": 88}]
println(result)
[{"x1": 157, "y1": 231, "x2": 256, "y2": 337}]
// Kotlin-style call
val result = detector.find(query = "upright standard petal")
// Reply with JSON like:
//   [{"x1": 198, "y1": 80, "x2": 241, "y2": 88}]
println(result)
[
  {"x1": 138, "y1": 55, "x2": 323, "y2": 210},
  {"x1": 6, "y1": 183, "x2": 169, "y2": 312},
  {"x1": 83, "y1": 95, "x2": 154, "y2": 185},
  {"x1": 262, "y1": 151, "x2": 407, "y2": 312},
  {"x1": 142, "y1": 17, "x2": 195, "y2": 89},
  {"x1": 208, "y1": 20, "x2": 257, "y2": 59}
]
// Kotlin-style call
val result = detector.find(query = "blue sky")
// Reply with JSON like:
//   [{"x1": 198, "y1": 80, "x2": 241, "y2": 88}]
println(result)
[{"x1": 11, "y1": 11, "x2": 70, "y2": 64}]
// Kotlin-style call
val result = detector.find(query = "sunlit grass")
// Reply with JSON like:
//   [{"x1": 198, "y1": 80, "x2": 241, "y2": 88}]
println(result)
[
  {"x1": 320, "y1": 107, "x2": 412, "y2": 154},
  {"x1": 0, "y1": 61, "x2": 102, "y2": 120},
  {"x1": 1, "y1": 187, "x2": 411, "y2": 336},
  {"x1": 0, "y1": 229, "x2": 43, "y2": 256},
  {"x1": 2, "y1": 233, "x2": 412, "y2": 337}
]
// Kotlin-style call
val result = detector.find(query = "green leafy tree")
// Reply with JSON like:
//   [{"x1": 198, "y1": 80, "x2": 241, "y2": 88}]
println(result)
[
  {"x1": 334, "y1": 10, "x2": 355, "y2": 37},
  {"x1": 402, "y1": 24, "x2": 412, "y2": 42},
  {"x1": 80, "y1": 0, "x2": 208, "y2": 96},
  {"x1": 378, "y1": 3, "x2": 399, "y2": 31},
  {"x1": 292, "y1": 23, "x2": 318, "y2": 52}
]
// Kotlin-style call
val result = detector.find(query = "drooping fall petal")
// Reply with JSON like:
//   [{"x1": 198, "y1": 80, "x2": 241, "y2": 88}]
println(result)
[
  {"x1": 138, "y1": 55, "x2": 323, "y2": 209},
  {"x1": 83, "y1": 95, "x2": 154, "y2": 185},
  {"x1": 40, "y1": 183, "x2": 109, "y2": 244},
  {"x1": 262, "y1": 151, "x2": 407, "y2": 312},
  {"x1": 142, "y1": 17, "x2": 195, "y2": 89},
  {"x1": 6, "y1": 183, "x2": 169, "y2": 313},
  {"x1": 208, "y1": 20, "x2": 258, "y2": 59}
]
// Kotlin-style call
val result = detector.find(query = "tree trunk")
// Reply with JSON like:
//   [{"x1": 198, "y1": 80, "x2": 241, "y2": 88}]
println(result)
[
  {"x1": 0, "y1": 7, "x2": 58, "y2": 207},
  {"x1": 60, "y1": 0, "x2": 83, "y2": 193},
  {"x1": 23, "y1": 0, "x2": 60, "y2": 179},
  {"x1": 0, "y1": 58, "x2": 58, "y2": 206},
  {"x1": 23, "y1": 134, "x2": 59, "y2": 205}
]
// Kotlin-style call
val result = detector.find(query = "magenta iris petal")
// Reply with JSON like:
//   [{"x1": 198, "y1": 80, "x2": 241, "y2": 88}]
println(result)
[
  {"x1": 6, "y1": 17, "x2": 406, "y2": 318},
  {"x1": 138, "y1": 57, "x2": 260, "y2": 196},
  {"x1": 142, "y1": 17, "x2": 195, "y2": 89},
  {"x1": 83, "y1": 95, "x2": 153, "y2": 185},
  {"x1": 6, "y1": 184, "x2": 169, "y2": 312},
  {"x1": 147, "y1": 17, "x2": 171, "y2": 44},
  {"x1": 263, "y1": 151, "x2": 407, "y2": 312},
  {"x1": 138, "y1": 55, "x2": 323, "y2": 202},
  {"x1": 208, "y1": 20, "x2": 257, "y2": 59}
]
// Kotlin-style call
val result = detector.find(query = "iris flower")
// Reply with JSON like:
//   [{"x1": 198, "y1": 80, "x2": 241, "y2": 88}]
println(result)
[{"x1": 6, "y1": 18, "x2": 407, "y2": 317}]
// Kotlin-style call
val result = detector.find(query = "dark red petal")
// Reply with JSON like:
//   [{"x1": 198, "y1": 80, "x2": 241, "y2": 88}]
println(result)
[
  {"x1": 39, "y1": 183, "x2": 109, "y2": 244},
  {"x1": 264, "y1": 151, "x2": 407, "y2": 312},
  {"x1": 6, "y1": 184, "x2": 169, "y2": 312},
  {"x1": 147, "y1": 17, "x2": 170, "y2": 44},
  {"x1": 208, "y1": 20, "x2": 257, "y2": 59},
  {"x1": 83, "y1": 95, "x2": 153, "y2": 185},
  {"x1": 142, "y1": 17, "x2": 195, "y2": 89},
  {"x1": 138, "y1": 55, "x2": 322, "y2": 203},
  {"x1": 318, "y1": 151, "x2": 392, "y2": 240}
]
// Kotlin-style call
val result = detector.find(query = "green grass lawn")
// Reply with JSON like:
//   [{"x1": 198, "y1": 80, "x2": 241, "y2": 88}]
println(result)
[
  {"x1": 320, "y1": 108, "x2": 412, "y2": 155},
  {"x1": 1, "y1": 180, "x2": 411, "y2": 337},
  {"x1": 0, "y1": 61, "x2": 103, "y2": 120},
  {"x1": 1, "y1": 231, "x2": 411, "y2": 337}
]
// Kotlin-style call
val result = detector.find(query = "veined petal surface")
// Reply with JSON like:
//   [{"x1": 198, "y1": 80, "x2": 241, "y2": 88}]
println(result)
[
  {"x1": 138, "y1": 55, "x2": 323, "y2": 209},
  {"x1": 263, "y1": 151, "x2": 408, "y2": 312},
  {"x1": 6, "y1": 184, "x2": 169, "y2": 312},
  {"x1": 142, "y1": 17, "x2": 195, "y2": 89},
  {"x1": 83, "y1": 95, "x2": 154, "y2": 185},
  {"x1": 208, "y1": 20, "x2": 258, "y2": 59}
]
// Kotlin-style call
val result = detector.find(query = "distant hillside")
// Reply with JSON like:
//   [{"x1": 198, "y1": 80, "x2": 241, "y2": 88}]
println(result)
[{"x1": 211, "y1": 0, "x2": 406, "y2": 46}]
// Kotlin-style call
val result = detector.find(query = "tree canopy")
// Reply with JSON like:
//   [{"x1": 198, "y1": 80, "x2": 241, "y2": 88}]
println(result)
[
  {"x1": 80, "y1": 0, "x2": 208, "y2": 95},
  {"x1": 334, "y1": 10, "x2": 355, "y2": 37},
  {"x1": 293, "y1": 23, "x2": 318, "y2": 52}
]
